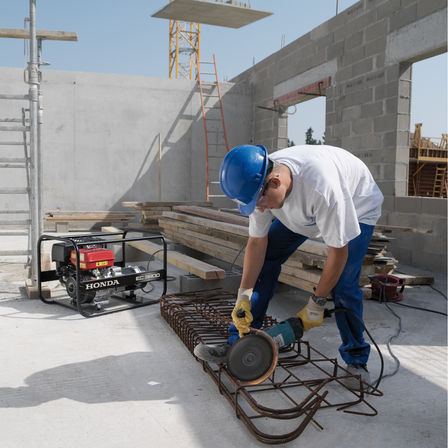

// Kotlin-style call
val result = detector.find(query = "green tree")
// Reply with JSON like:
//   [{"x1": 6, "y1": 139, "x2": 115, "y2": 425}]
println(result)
[
  {"x1": 305, "y1": 127, "x2": 322, "y2": 145},
  {"x1": 287, "y1": 138, "x2": 295, "y2": 147}
]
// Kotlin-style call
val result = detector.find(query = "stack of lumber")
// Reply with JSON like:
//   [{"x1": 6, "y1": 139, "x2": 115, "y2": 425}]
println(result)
[
  {"x1": 122, "y1": 201, "x2": 213, "y2": 230},
  {"x1": 45, "y1": 210, "x2": 136, "y2": 232},
  {"x1": 157, "y1": 206, "x2": 397, "y2": 294},
  {"x1": 102, "y1": 226, "x2": 226, "y2": 280}
]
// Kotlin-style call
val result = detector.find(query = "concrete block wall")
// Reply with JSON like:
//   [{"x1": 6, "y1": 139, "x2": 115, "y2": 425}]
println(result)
[
  {"x1": 0, "y1": 67, "x2": 250, "y2": 215},
  {"x1": 231, "y1": 0, "x2": 447, "y2": 272}
]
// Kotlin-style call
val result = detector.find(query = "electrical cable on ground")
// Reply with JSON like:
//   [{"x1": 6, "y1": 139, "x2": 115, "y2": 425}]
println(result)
[
  {"x1": 326, "y1": 307, "x2": 385, "y2": 390},
  {"x1": 141, "y1": 248, "x2": 175, "y2": 295},
  {"x1": 379, "y1": 303, "x2": 402, "y2": 382},
  {"x1": 388, "y1": 300, "x2": 447, "y2": 316},
  {"x1": 429, "y1": 284, "x2": 447, "y2": 300}
]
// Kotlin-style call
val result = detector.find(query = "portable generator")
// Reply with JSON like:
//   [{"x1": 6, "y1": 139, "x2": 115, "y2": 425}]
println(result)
[{"x1": 38, "y1": 230, "x2": 167, "y2": 317}]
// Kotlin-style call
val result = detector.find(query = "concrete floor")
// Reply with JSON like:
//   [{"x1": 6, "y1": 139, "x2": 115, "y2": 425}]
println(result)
[{"x1": 0, "y1": 237, "x2": 446, "y2": 448}]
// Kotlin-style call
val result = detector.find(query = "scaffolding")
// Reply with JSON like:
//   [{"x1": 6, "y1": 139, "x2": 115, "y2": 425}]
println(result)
[{"x1": 0, "y1": 1, "x2": 77, "y2": 294}]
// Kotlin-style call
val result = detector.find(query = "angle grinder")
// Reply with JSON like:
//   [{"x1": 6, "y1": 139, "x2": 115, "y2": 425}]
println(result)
[{"x1": 226, "y1": 312, "x2": 305, "y2": 385}]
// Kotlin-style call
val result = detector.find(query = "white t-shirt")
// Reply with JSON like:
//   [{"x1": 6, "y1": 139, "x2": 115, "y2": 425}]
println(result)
[{"x1": 248, "y1": 145, "x2": 384, "y2": 248}]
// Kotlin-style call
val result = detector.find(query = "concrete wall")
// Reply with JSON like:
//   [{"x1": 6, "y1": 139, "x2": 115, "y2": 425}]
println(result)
[
  {"x1": 0, "y1": 67, "x2": 250, "y2": 215},
  {"x1": 231, "y1": 0, "x2": 447, "y2": 272}
]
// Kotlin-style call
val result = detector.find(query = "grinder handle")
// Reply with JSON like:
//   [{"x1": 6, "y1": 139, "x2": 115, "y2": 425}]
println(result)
[{"x1": 236, "y1": 309, "x2": 246, "y2": 318}]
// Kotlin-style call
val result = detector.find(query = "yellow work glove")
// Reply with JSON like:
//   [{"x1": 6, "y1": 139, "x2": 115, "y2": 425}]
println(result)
[
  {"x1": 296, "y1": 296, "x2": 326, "y2": 332},
  {"x1": 231, "y1": 288, "x2": 254, "y2": 338}
]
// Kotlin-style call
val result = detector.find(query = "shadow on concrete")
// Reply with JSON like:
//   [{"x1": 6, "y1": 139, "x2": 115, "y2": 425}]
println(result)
[{"x1": 0, "y1": 352, "x2": 173, "y2": 408}]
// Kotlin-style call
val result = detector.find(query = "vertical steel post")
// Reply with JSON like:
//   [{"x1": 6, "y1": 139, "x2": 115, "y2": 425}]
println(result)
[{"x1": 28, "y1": 0, "x2": 42, "y2": 284}]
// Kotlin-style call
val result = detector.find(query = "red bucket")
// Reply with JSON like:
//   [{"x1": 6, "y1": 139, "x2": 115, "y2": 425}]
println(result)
[{"x1": 369, "y1": 274, "x2": 405, "y2": 302}]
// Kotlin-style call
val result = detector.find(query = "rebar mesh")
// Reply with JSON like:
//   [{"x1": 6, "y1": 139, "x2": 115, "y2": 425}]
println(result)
[{"x1": 160, "y1": 289, "x2": 382, "y2": 444}]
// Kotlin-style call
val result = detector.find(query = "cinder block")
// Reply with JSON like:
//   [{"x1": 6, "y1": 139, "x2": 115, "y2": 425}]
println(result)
[
  {"x1": 365, "y1": 70, "x2": 386, "y2": 87},
  {"x1": 375, "y1": 53, "x2": 386, "y2": 69},
  {"x1": 380, "y1": 133, "x2": 397, "y2": 152},
  {"x1": 381, "y1": 195, "x2": 395, "y2": 211},
  {"x1": 389, "y1": 3, "x2": 418, "y2": 32},
  {"x1": 421, "y1": 197, "x2": 448, "y2": 216},
  {"x1": 395, "y1": 196, "x2": 422, "y2": 213},
  {"x1": 395, "y1": 180, "x2": 408, "y2": 197},
  {"x1": 374, "y1": 81, "x2": 399, "y2": 101},
  {"x1": 396, "y1": 145, "x2": 410, "y2": 163},
  {"x1": 341, "y1": 46, "x2": 366, "y2": 67},
  {"x1": 342, "y1": 105, "x2": 362, "y2": 121},
  {"x1": 361, "y1": 101, "x2": 384, "y2": 118},
  {"x1": 352, "y1": 118, "x2": 373, "y2": 135},
  {"x1": 374, "y1": 114, "x2": 397, "y2": 132},
  {"x1": 326, "y1": 41, "x2": 345, "y2": 60},
  {"x1": 385, "y1": 97, "x2": 398, "y2": 114},
  {"x1": 397, "y1": 114, "x2": 410, "y2": 131},
  {"x1": 360, "y1": 134, "x2": 382, "y2": 149},
  {"x1": 377, "y1": 179, "x2": 395, "y2": 196},
  {"x1": 345, "y1": 31, "x2": 364, "y2": 50},
  {"x1": 310, "y1": 21, "x2": 329, "y2": 41},
  {"x1": 397, "y1": 97, "x2": 411, "y2": 115},
  {"x1": 347, "y1": 10, "x2": 377, "y2": 34},
  {"x1": 336, "y1": 65, "x2": 353, "y2": 83},
  {"x1": 417, "y1": 0, "x2": 447, "y2": 19},
  {"x1": 332, "y1": 121, "x2": 351, "y2": 138},
  {"x1": 376, "y1": 0, "x2": 402, "y2": 20},
  {"x1": 352, "y1": 57, "x2": 374, "y2": 77},
  {"x1": 365, "y1": 18, "x2": 389, "y2": 42},
  {"x1": 365, "y1": 35, "x2": 387, "y2": 57},
  {"x1": 342, "y1": 87, "x2": 373, "y2": 107},
  {"x1": 385, "y1": 65, "x2": 401, "y2": 83}
]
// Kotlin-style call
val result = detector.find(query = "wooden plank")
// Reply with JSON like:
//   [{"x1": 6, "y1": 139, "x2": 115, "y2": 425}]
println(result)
[
  {"x1": 162, "y1": 229, "x2": 243, "y2": 264},
  {"x1": 173, "y1": 205, "x2": 249, "y2": 226},
  {"x1": 101, "y1": 226, "x2": 225, "y2": 280},
  {"x1": 392, "y1": 273, "x2": 434, "y2": 285},
  {"x1": 122, "y1": 201, "x2": 213, "y2": 208},
  {"x1": 46, "y1": 210, "x2": 134, "y2": 216},
  {"x1": 374, "y1": 224, "x2": 432, "y2": 234},
  {"x1": 0, "y1": 27, "x2": 78, "y2": 41},
  {"x1": 46, "y1": 216, "x2": 132, "y2": 222},
  {"x1": 162, "y1": 211, "x2": 249, "y2": 237},
  {"x1": 158, "y1": 216, "x2": 248, "y2": 246}
]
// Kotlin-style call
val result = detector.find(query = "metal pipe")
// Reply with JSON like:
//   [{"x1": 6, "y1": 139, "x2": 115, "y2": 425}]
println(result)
[{"x1": 28, "y1": 0, "x2": 41, "y2": 285}]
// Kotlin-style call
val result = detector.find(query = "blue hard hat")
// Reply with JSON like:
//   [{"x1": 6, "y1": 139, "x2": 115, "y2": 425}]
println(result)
[{"x1": 219, "y1": 144, "x2": 268, "y2": 216}]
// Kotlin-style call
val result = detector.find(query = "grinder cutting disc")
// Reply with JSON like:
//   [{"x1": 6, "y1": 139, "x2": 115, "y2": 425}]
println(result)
[{"x1": 226, "y1": 330, "x2": 278, "y2": 385}]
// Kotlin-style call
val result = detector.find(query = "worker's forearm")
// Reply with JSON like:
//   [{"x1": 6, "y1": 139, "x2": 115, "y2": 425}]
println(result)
[
  {"x1": 240, "y1": 236, "x2": 268, "y2": 289},
  {"x1": 315, "y1": 245, "x2": 348, "y2": 298}
]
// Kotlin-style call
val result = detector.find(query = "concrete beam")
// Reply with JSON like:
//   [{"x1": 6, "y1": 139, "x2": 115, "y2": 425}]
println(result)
[
  {"x1": 385, "y1": 10, "x2": 447, "y2": 64},
  {"x1": 152, "y1": 0, "x2": 272, "y2": 28}
]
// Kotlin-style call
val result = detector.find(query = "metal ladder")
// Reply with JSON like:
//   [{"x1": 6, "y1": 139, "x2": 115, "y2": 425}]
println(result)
[
  {"x1": 0, "y1": 93, "x2": 32, "y2": 263},
  {"x1": 197, "y1": 55, "x2": 230, "y2": 204}
]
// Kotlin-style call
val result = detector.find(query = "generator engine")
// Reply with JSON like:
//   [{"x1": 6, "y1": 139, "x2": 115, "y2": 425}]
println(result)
[{"x1": 51, "y1": 237, "x2": 153, "y2": 306}]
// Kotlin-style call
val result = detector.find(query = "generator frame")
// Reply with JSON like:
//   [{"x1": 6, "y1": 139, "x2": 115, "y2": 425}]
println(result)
[{"x1": 37, "y1": 229, "x2": 167, "y2": 317}]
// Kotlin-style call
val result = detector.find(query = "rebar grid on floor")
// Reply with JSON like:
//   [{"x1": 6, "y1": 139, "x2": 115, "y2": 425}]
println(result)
[{"x1": 160, "y1": 290, "x2": 382, "y2": 444}]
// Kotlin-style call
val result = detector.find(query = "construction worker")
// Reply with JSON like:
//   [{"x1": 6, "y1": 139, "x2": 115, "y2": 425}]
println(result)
[{"x1": 194, "y1": 144, "x2": 383, "y2": 387}]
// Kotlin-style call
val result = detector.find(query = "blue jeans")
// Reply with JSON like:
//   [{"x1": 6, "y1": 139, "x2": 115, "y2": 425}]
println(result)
[{"x1": 228, "y1": 219, "x2": 374, "y2": 366}]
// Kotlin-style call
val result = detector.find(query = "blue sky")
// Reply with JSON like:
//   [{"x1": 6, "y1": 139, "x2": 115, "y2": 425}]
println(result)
[{"x1": 1, "y1": 0, "x2": 446, "y2": 145}]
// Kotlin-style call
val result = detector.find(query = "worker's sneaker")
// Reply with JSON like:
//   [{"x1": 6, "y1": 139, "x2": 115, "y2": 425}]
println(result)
[
  {"x1": 193, "y1": 342, "x2": 231, "y2": 364},
  {"x1": 342, "y1": 364, "x2": 371, "y2": 389}
]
